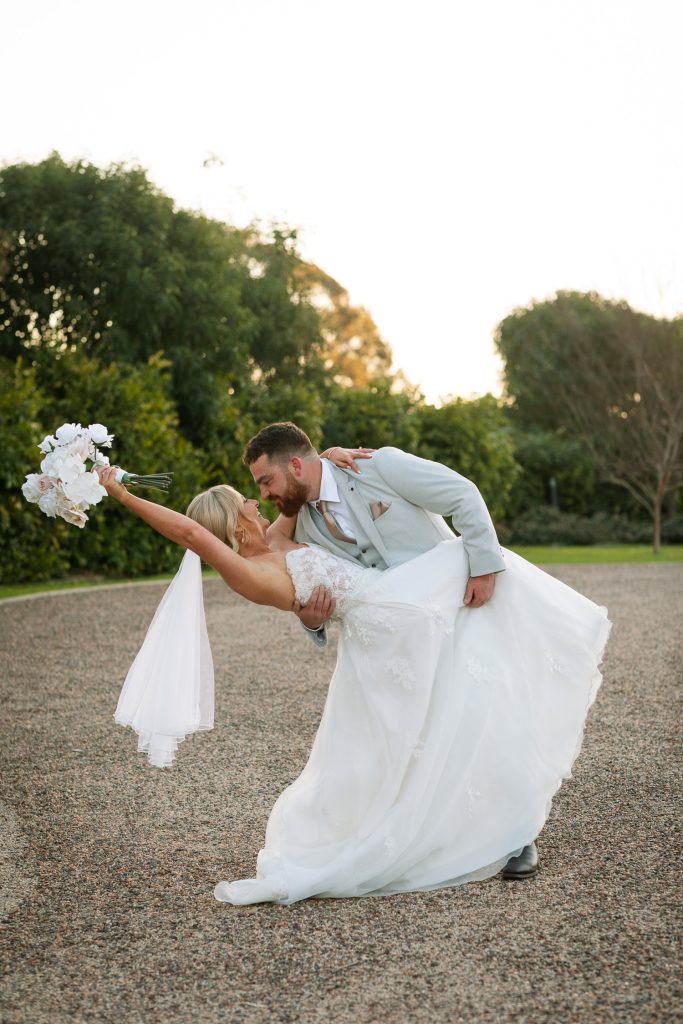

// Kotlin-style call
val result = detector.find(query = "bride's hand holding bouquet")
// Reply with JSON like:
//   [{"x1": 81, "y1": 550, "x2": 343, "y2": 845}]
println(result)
[{"x1": 94, "y1": 464, "x2": 131, "y2": 503}]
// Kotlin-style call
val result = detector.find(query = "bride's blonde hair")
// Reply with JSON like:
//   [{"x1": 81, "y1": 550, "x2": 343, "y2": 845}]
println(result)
[{"x1": 186, "y1": 484, "x2": 246, "y2": 551}]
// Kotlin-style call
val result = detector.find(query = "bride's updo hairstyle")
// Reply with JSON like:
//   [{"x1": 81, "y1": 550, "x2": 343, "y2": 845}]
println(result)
[{"x1": 186, "y1": 484, "x2": 245, "y2": 551}]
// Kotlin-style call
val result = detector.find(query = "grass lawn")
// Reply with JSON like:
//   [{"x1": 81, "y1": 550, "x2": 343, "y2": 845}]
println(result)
[
  {"x1": 0, "y1": 546, "x2": 680, "y2": 601},
  {"x1": 508, "y1": 544, "x2": 683, "y2": 565},
  {"x1": 0, "y1": 568, "x2": 219, "y2": 601}
]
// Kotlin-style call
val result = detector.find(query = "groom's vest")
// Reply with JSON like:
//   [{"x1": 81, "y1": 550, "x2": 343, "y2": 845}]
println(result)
[{"x1": 294, "y1": 447, "x2": 505, "y2": 579}]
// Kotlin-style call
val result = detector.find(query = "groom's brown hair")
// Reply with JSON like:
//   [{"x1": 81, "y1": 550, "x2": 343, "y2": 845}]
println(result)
[{"x1": 243, "y1": 422, "x2": 316, "y2": 466}]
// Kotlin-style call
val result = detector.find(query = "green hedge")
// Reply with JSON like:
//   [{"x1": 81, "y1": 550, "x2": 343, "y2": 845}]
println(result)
[
  {"x1": 5, "y1": 346, "x2": 676, "y2": 582},
  {"x1": 507, "y1": 507, "x2": 683, "y2": 546}
]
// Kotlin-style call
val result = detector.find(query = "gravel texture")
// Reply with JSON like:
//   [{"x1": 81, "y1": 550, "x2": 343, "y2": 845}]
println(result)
[{"x1": 0, "y1": 562, "x2": 681, "y2": 1024}]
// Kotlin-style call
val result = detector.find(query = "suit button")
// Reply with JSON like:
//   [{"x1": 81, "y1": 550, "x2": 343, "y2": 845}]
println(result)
[
  {"x1": 371, "y1": 563, "x2": 377, "y2": 568},
  {"x1": 361, "y1": 548, "x2": 367, "y2": 554}
]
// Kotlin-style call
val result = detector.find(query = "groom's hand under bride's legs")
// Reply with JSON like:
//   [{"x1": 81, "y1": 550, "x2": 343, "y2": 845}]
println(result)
[
  {"x1": 292, "y1": 585, "x2": 336, "y2": 630},
  {"x1": 463, "y1": 573, "x2": 496, "y2": 608}
]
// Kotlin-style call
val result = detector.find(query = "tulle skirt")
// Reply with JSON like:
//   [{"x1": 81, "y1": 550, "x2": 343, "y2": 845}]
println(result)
[{"x1": 215, "y1": 541, "x2": 612, "y2": 906}]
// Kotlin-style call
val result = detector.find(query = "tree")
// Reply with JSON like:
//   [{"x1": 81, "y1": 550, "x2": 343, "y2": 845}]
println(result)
[
  {"x1": 502, "y1": 425, "x2": 635, "y2": 519},
  {"x1": 495, "y1": 292, "x2": 683, "y2": 550},
  {"x1": 239, "y1": 228, "x2": 323, "y2": 379},
  {"x1": 321, "y1": 379, "x2": 421, "y2": 454},
  {"x1": 1, "y1": 156, "x2": 379, "y2": 455},
  {"x1": 0, "y1": 153, "x2": 250, "y2": 361},
  {"x1": 414, "y1": 395, "x2": 521, "y2": 523},
  {"x1": 0, "y1": 153, "x2": 254, "y2": 445},
  {"x1": 301, "y1": 263, "x2": 394, "y2": 387}
]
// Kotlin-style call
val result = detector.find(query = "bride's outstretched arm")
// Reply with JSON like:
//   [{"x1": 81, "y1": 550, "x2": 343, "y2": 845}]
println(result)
[{"x1": 96, "y1": 468, "x2": 276, "y2": 606}]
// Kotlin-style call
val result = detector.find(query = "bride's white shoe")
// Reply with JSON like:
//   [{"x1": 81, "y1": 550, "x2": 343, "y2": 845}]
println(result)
[{"x1": 214, "y1": 879, "x2": 279, "y2": 905}]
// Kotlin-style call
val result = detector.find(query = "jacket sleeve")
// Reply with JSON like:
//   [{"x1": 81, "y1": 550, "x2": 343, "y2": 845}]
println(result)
[
  {"x1": 371, "y1": 447, "x2": 506, "y2": 576},
  {"x1": 300, "y1": 621, "x2": 328, "y2": 648}
]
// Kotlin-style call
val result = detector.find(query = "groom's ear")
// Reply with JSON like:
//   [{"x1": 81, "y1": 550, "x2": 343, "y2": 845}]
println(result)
[{"x1": 289, "y1": 456, "x2": 304, "y2": 476}]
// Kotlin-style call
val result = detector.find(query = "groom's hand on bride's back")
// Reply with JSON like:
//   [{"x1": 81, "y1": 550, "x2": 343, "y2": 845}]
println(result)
[
  {"x1": 463, "y1": 573, "x2": 496, "y2": 608},
  {"x1": 292, "y1": 586, "x2": 336, "y2": 629}
]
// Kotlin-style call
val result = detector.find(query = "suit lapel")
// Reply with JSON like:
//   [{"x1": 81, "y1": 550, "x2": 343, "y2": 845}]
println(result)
[
  {"x1": 329, "y1": 464, "x2": 390, "y2": 563},
  {"x1": 297, "y1": 501, "x2": 327, "y2": 544}
]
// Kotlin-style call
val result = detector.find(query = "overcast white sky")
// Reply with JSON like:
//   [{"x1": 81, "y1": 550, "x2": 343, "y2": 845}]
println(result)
[{"x1": 4, "y1": 0, "x2": 683, "y2": 402}]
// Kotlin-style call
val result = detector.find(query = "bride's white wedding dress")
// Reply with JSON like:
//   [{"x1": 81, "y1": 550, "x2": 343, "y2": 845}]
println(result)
[{"x1": 215, "y1": 540, "x2": 612, "y2": 906}]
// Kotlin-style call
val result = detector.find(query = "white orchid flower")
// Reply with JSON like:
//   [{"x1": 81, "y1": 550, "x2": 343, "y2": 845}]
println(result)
[
  {"x1": 62, "y1": 471, "x2": 107, "y2": 506},
  {"x1": 37, "y1": 435, "x2": 56, "y2": 454},
  {"x1": 59, "y1": 506, "x2": 89, "y2": 528},
  {"x1": 55, "y1": 423, "x2": 82, "y2": 445},
  {"x1": 22, "y1": 474, "x2": 51, "y2": 504},
  {"x1": 37, "y1": 489, "x2": 60, "y2": 518},
  {"x1": 41, "y1": 452, "x2": 84, "y2": 486},
  {"x1": 87, "y1": 423, "x2": 114, "y2": 447}
]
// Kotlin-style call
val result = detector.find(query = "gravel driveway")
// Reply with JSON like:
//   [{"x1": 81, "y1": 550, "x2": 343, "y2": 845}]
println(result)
[{"x1": 1, "y1": 562, "x2": 681, "y2": 1023}]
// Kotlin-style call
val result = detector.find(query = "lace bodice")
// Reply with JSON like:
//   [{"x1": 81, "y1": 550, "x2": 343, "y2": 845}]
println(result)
[{"x1": 285, "y1": 544, "x2": 373, "y2": 619}]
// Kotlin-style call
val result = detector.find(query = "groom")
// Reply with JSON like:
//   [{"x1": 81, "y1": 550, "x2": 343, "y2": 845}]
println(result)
[{"x1": 244, "y1": 421, "x2": 539, "y2": 880}]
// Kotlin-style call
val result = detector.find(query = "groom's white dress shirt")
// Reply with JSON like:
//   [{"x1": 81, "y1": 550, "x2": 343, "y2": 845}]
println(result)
[{"x1": 308, "y1": 458, "x2": 357, "y2": 541}]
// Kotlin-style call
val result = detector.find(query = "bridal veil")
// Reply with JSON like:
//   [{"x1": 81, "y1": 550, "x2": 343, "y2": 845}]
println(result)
[{"x1": 114, "y1": 550, "x2": 214, "y2": 767}]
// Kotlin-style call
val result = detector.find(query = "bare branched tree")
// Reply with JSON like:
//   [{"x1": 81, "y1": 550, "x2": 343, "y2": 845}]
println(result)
[{"x1": 542, "y1": 300, "x2": 683, "y2": 551}]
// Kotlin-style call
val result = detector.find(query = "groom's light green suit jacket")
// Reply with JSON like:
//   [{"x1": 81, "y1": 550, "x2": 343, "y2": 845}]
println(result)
[{"x1": 294, "y1": 446, "x2": 506, "y2": 646}]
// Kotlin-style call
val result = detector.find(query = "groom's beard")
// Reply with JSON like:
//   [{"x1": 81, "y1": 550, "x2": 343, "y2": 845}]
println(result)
[{"x1": 273, "y1": 472, "x2": 310, "y2": 518}]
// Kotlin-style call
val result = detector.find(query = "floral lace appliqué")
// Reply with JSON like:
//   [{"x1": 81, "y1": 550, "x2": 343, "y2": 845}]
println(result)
[
  {"x1": 465, "y1": 777, "x2": 481, "y2": 817},
  {"x1": 285, "y1": 545, "x2": 366, "y2": 619},
  {"x1": 425, "y1": 599, "x2": 455, "y2": 636},
  {"x1": 343, "y1": 605, "x2": 396, "y2": 647},
  {"x1": 543, "y1": 648, "x2": 567, "y2": 675},
  {"x1": 387, "y1": 656, "x2": 416, "y2": 691},
  {"x1": 466, "y1": 655, "x2": 496, "y2": 686}
]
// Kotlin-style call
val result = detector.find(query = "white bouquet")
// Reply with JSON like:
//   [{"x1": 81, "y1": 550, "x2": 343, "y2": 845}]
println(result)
[{"x1": 22, "y1": 422, "x2": 173, "y2": 528}]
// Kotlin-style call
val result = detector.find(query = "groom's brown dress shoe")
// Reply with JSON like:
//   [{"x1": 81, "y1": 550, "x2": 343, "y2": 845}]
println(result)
[{"x1": 501, "y1": 841, "x2": 539, "y2": 880}]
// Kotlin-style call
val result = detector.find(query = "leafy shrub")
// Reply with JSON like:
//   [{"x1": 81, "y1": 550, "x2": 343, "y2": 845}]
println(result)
[
  {"x1": 414, "y1": 395, "x2": 521, "y2": 523},
  {"x1": 322, "y1": 380, "x2": 420, "y2": 454},
  {"x1": 0, "y1": 358, "x2": 73, "y2": 581},
  {"x1": 2, "y1": 351, "x2": 205, "y2": 583},
  {"x1": 504, "y1": 425, "x2": 645, "y2": 519},
  {"x1": 507, "y1": 506, "x2": 654, "y2": 546},
  {"x1": 661, "y1": 515, "x2": 683, "y2": 543}
]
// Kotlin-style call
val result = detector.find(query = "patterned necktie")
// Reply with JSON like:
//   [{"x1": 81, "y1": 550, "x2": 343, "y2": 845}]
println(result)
[{"x1": 315, "y1": 499, "x2": 356, "y2": 544}]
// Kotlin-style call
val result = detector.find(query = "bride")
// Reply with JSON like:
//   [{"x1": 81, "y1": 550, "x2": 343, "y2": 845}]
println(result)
[{"x1": 97, "y1": 457, "x2": 611, "y2": 907}]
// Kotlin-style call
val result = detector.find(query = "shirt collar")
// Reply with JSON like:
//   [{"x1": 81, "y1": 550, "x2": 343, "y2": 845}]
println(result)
[{"x1": 310, "y1": 458, "x2": 341, "y2": 505}]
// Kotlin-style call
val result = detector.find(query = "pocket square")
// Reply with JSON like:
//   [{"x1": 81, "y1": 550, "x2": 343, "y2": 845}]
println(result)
[{"x1": 369, "y1": 500, "x2": 391, "y2": 521}]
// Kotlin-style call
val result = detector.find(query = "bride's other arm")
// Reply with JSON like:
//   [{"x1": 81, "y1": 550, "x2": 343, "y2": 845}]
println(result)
[
  {"x1": 266, "y1": 513, "x2": 297, "y2": 551},
  {"x1": 97, "y1": 468, "x2": 273, "y2": 606},
  {"x1": 321, "y1": 446, "x2": 375, "y2": 473},
  {"x1": 265, "y1": 511, "x2": 337, "y2": 630}
]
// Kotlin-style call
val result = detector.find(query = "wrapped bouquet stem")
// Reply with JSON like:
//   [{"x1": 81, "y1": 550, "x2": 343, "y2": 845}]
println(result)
[{"x1": 100, "y1": 466, "x2": 173, "y2": 492}]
